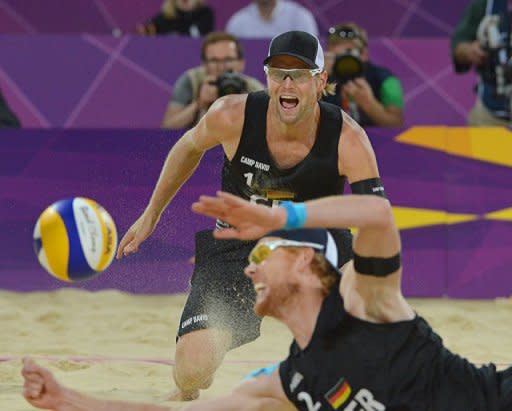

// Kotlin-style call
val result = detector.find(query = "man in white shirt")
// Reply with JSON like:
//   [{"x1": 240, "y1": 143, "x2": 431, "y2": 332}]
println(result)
[{"x1": 226, "y1": 0, "x2": 318, "y2": 38}]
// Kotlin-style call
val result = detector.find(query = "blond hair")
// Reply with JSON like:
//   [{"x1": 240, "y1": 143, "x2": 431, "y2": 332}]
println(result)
[
  {"x1": 310, "y1": 254, "x2": 338, "y2": 296},
  {"x1": 317, "y1": 75, "x2": 337, "y2": 100},
  {"x1": 287, "y1": 249, "x2": 338, "y2": 297},
  {"x1": 161, "y1": 0, "x2": 176, "y2": 18},
  {"x1": 322, "y1": 81, "x2": 337, "y2": 97}
]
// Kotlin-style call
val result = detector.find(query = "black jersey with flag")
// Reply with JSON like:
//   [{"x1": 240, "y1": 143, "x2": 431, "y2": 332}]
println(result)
[
  {"x1": 220, "y1": 90, "x2": 346, "y2": 214},
  {"x1": 279, "y1": 280, "x2": 500, "y2": 411}
]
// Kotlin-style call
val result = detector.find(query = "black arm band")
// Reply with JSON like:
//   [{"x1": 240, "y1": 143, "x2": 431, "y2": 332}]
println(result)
[
  {"x1": 353, "y1": 252, "x2": 401, "y2": 277},
  {"x1": 350, "y1": 177, "x2": 386, "y2": 198}
]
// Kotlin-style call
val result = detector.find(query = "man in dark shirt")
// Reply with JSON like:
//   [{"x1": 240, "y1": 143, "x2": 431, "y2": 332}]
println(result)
[
  {"x1": 323, "y1": 22, "x2": 404, "y2": 128},
  {"x1": 21, "y1": 193, "x2": 512, "y2": 410}
]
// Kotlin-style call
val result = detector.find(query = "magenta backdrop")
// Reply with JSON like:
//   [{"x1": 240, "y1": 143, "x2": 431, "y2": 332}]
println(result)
[{"x1": 0, "y1": 35, "x2": 477, "y2": 128}]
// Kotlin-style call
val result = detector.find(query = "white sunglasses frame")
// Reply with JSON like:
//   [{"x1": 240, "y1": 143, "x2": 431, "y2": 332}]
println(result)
[
  {"x1": 263, "y1": 66, "x2": 323, "y2": 81},
  {"x1": 249, "y1": 239, "x2": 324, "y2": 264}
]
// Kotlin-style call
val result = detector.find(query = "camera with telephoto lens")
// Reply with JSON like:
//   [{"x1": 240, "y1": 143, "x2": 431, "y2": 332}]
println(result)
[
  {"x1": 328, "y1": 24, "x2": 367, "y2": 84},
  {"x1": 477, "y1": 14, "x2": 512, "y2": 97},
  {"x1": 331, "y1": 49, "x2": 365, "y2": 84},
  {"x1": 211, "y1": 72, "x2": 247, "y2": 97}
]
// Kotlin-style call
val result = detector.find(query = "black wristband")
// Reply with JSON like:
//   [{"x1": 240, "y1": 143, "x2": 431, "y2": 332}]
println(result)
[
  {"x1": 353, "y1": 252, "x2": 401, "y2": 277},
  {"x1": 350, "y1": 177, "x2": 386, "y2": 198}
]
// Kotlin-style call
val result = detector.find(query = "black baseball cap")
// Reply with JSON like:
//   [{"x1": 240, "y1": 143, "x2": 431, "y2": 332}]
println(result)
[
  {"x1": 263, "y1": 31, "x2": 325, "y2": 70},
  {"x1": 266, "y1": 228, "x2": 341, "y2": 274}
]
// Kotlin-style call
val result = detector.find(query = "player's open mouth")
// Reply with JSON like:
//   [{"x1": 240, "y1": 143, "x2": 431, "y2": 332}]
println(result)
[{"x1": 280, "y1": 96, "x2": 299, "y2": 109}]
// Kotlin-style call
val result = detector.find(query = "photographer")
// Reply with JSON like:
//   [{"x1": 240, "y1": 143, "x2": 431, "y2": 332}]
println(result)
[
  {"x1": 162, "y1": 32, "x2": 264, "y2": 129},
  {"x1": 323, "y1": 23, "x2": 404, "y2": 128},
  {"x1": 452, "y1": 0, "x2": 511, "y2": 126}
]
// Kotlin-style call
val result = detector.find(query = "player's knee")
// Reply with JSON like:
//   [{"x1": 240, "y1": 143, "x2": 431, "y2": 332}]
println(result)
[
  {"x1": 174, "y1": 330, "x2": 231, "y2": 389},
  {"x1": 173, "y1": 361, "x2": 214, "y2": 390}
]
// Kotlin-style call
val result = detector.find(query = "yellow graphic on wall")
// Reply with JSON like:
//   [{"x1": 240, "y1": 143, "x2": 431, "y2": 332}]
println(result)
[
  {"x1": 485, "y1": 208, "x2": 512, "y2": 221},
  {"x1": 392, "y1": 207, "x2": 477, "y2": 230},
  {"x1": 395, "y1": 126, "x2": 512, "y2": 167}
]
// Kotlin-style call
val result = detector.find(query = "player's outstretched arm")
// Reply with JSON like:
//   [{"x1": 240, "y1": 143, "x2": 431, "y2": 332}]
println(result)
[
  {"x1": 117, "y1": 95, "x2": 245, "y2": 259},
  {"x1": 181, "y1": 373, "x2": 295, "y2": 411},
  {"x1": 192, "y1": 192, "x2": 286, "y2": 240},
  {"x1": 193, "y1": 191, "x2": 396, "y2": 247},
  {"x1": 22, "y1": 357, "x2": 292, "y2": 411},
  {"x1": 22, "y1": 358, "x2": 172, "y2": 411}
]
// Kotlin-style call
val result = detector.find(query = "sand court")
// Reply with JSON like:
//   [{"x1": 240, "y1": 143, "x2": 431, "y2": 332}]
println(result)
[{"x1": 1, "y1": 289, "x2": 512, "y2": 411}]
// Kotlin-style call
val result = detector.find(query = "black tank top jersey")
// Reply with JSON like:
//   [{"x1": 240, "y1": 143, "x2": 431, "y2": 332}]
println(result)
[
  {"x1": 279, "y1": 281, "x2": 499, "y2": 411},
  {"x1": 220, "y1": 91, "x2": 345, "y2": 217}
]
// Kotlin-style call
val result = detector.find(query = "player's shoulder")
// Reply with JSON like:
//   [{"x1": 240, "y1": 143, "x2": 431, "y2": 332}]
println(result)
[
  {"x1": 340, "y1": 110, "x2": 368, "y2": 144},
  {"x1": 210, "y1": 94, "x2": 247, "y2": 120},
  {"x1": 204, "y1": 94, "x2": 248, "y2": 130},
  {"x1": 197, "y1": 95, "x2": 247, "y2": 147}
]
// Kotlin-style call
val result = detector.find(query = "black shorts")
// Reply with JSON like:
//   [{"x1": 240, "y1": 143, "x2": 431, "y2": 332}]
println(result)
[
  {"x1": 498, "y1": 366, "x2": 512, "y2": 411},
  {"x1": 176, "y1": 228, "x2": 353, "y2": 350},
  {"x1": 177, "y1": 229, "x2": 260, "y2": 349}
]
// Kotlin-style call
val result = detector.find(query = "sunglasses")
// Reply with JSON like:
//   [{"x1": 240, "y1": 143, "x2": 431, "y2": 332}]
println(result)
[
  {"x1": 248, "y1": 239, "x2": 324, "y2": 265},
  {"x1": 264, "y1": 66, "x2": 323, "y2": 83}
]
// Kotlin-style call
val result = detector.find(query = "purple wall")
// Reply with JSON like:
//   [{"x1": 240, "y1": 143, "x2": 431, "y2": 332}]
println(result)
[
  {"x1": 1, "y1": 128, "x2": 512, "y2": 298},
  {"x1": 0, "y1": 35, "x2": 478, "y2": 128},
  {"x1": 0, "y1": 0, "x2": 467, "y2": 37}
]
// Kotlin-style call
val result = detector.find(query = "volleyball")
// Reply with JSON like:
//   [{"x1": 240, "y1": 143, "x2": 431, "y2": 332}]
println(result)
[{"x1": 33, "y1": 197, "x2": 117, "y2": 282}]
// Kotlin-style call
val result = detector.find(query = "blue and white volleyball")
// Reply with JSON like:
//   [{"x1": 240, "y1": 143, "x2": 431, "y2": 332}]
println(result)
[{"x1": 33, "y1": 198, "x2": 117, "y2": 282}]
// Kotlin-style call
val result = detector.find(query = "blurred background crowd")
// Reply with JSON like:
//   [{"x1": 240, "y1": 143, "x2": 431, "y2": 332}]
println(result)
[{"x1": 0, "y1": 0, "x2": 509, "y2": 130}]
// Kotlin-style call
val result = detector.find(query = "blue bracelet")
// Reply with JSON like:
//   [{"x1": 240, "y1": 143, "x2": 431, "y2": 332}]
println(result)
[{"x1": 281, "y1": 201, "x2": 307, "y2": 229}]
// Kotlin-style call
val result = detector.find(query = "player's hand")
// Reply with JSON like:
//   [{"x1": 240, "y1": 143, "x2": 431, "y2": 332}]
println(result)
[
  {"x1": 192, "y1": 192, "x2": 286, "y2": 240},
  {"x1": 343, "y1": 78, "x2": 375, "y2": 106},
  {"x1": 116, "y1": 211, "x2": 160, "y2": 259},
  {"x1": 21, "y1": 358, "x2": 64, "y2": 410}
]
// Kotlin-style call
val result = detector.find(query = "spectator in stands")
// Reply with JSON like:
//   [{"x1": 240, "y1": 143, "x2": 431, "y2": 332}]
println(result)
[
  {"x1": 137, "y1": 0, "x2": 214, "y2": 37},
  {"x1": 451, "y1": 0, "x2": 511, "y2": 126},
  {"x1": 323, "y1": 22, "x2": 404, "y2": 128},
  {"x1": 0, "y1": 88, "x2": 21, "y2": 128},
  {"x1": 226, "y1": 0, "x2": 318, "y2": 39},
  {"x1": 161, "y1": 32, "x2": 264, "y2": 129}
]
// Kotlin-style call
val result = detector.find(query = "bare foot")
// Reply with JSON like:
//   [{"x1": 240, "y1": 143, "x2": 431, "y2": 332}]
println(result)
[{"x1": 165, "y1": 388, "x2": 199, "y2": 402}]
